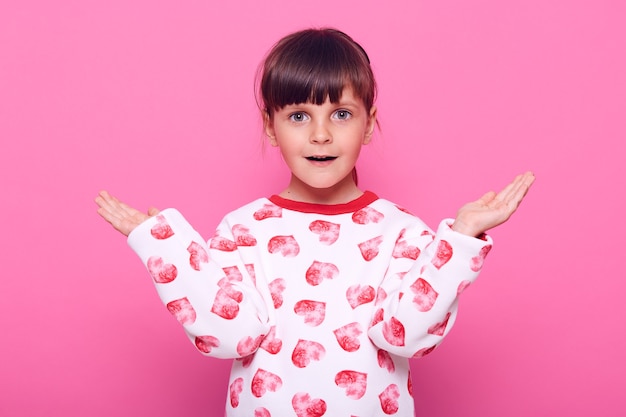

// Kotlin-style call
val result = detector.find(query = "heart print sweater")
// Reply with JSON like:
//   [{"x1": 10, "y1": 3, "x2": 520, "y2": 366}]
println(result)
[{"x1": 127, "y1": 191, "x2": 493, "y2": 417}]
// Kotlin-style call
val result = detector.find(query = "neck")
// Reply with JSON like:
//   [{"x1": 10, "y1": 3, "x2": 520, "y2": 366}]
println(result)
[{"x1": 279, "y1": 175, "x2": 363, "y2": 205}]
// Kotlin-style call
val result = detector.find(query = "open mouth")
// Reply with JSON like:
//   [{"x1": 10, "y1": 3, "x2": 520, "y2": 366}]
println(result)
[{"x1": 305, "y1": 156, "x2": 337, "y2": 162}]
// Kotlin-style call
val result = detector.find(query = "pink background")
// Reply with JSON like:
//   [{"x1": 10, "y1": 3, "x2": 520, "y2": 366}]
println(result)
[{"x1": 1, "y1": 0, "x2": 624, "y2": 416}]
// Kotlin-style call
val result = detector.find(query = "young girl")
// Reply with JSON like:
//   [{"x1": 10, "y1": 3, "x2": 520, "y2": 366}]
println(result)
[{"x1": 96, "y1": 28, "x2": 534, "y2": 417}]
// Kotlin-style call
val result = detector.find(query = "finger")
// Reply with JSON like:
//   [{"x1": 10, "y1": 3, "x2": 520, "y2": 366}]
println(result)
[
  {"x1": 147, "y1": 207, "x2": 161, "y2": 216},
  {"x1": 507, "y1": 172, "x2": 535, "y2": 206}
]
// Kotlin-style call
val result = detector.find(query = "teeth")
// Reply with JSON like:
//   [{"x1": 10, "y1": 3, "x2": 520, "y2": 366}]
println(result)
[{"x1": 307, "y1": 156, "x2": 336, "y2": 161}]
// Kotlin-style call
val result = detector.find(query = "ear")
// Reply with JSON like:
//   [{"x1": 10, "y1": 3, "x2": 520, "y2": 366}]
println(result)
[
  {"x1": 263, "y1": 110, "x2": 278, "y2": 147},
  {"x1": 363, "y1": 106, "x2": 377, "y2": 145}
]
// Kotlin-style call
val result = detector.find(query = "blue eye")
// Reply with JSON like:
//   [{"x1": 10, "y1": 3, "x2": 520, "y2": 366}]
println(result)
[
  {"x1": 289, "y1": 112, "x2": 309, "y2": 122},
  {"x1": 334, "y1": 110, "x2": 352, "y2": 120}
]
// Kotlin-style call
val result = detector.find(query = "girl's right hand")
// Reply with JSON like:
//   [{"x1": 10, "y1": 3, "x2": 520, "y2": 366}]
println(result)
[{"x1": 95, "y1": 191, "x2": 159, "y2": 236}]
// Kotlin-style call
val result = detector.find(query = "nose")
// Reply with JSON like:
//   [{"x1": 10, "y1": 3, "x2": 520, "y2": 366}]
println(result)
[{"x1": 310, "y1": 121, "x2": 332, "y2": 144}]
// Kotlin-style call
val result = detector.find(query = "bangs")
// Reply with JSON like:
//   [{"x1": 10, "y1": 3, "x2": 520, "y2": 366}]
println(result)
[{"x1": 260, "y1": 29, "x2": 376, "y2": 116}]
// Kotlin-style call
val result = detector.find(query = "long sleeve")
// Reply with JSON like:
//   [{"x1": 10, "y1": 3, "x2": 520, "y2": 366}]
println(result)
[
  {"x1": 367, "y1": 218, "x2": 493, "y2": 358},
  {"x1": 127, "y1": 208, "x2": 271, "y2": 359}
]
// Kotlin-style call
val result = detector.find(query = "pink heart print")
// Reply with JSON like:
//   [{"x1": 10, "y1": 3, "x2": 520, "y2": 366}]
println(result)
[
  {"x1": 150, "y1": 214, "x2": 174, "y2": 239},
  {"x1": 378, "y1": 384, "x2": 400, "y2": 414},
  {"x1": 268, "y1": 235, "x2": 300, "y2": 257},
  {"x1": 254, "y1": 408, "x2": 271, "y2": 417},
  {"x1": 412, "y1": 345, "x2": 436, "y2": 358},
  {"x1": 470, "y1": 244, "x2": 492, "y2": 272},
  {"x1": 147, "y1": 256, "x2": 177, "y2": 283},
  {"x1": 358, "y1": 235, "x2": 384, "y2": 261},
  {"x1": 210, "y1": 234, "x2": 237, "y2": 252},
  {"x1": 346, "y1": 284, "x2": 376, "y2": 309},
  {"x1": 253, "y1": 203, "x2": 282, "y2": 220},
  {"x1": 457, "y1": 280, "x2": 472, "y2": 295},
  {"x1": 229, "y1": 377, "x2": 244, "y2": 408},
  {"x1": 232, "y1": 224, "x2": 257, "y2": 247},
  {"x1": 292, "y1": 392, "x2": 327, "y2": 417},
  {"x1": 291, "y1": 339, "x2": 326, "y2": 368},
  {"x1": 194, "y1": 335, "x2": 220, "y2": 354},
  {"x1": 335, "y1": 370, "x2": 368, "y2": 399},
  {"x1": 211, "y1": 288, "x2": 240, "y2": 320},
  {"x1": 428, "y1": 312, "x2": 451, "y2": 336},
  {"x1": 187, "y1": 241, "x2": 209, "y2": 271},
  {"x1": 409, "y1": 278, "x2": 438, "y2": 312},
  {"x1": 237, "y1": 334, "x2": 265, "y2": 357},
  {"x1": 309, "y1": 220, "x2": 341, "y2": 245},
  {"x1": 333, "y1": 322, "x2": 363, "y2": 352},
  {"x1": 269, "y1": 278, "x2": 286, "y2": 309},
  {"x1": 166, "y1": 297, "x2": 196, "y2": 325},
  {"x1": 305, "y1": 261, "x2": 339, "y2": 286},
  {"x1": 294, "y1": 300, "x2": 326, "y2": 327},
  {"x1": 392, "y1": 230, "x2": 420, "y2": 260},
  {"x1": 251, "y1": 368, "x2": 283, "y2": 398},
  {"x1": 260, "y1": 326, "x2": 283, "y2": 354},
  {"x1": 377, "y1": 349, "x2": 395, "y2": 373},
  {"x1": 382, "y1": 317, "x2": 405, "y2": 347},
  {"x1": 352, "y1": 206, "x2": 384, "y2": 224},
  {"x1": 431, "y1": 240, "x2": 453, "y2": 269}
]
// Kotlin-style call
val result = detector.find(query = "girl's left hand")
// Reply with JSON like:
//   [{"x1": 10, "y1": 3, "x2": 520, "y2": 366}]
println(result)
[{"x1": 451, "y1": 171, "x2": 535, "y2": 237}]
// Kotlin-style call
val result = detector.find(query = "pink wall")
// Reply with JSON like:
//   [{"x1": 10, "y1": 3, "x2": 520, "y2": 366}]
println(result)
[{"x1": 2, "y1": 0, "x2": 624, "y2": 416}]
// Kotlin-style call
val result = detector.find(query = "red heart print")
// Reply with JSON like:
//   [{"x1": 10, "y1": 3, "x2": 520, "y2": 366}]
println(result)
[
  {"x1": 431, "y1": 240, "x2": 453, "y2": 269},
  {"x1": 378, "y1": 384, "x2": 400, "y2": 415},
  {"x1": 409, "y1": 278, "x2": 438, "y2": 312},
  {"x1": 232, "y1": 224, "x2": 257, "y2": 247},
  {"x1": 269, "y1": 278, "x2": 286, "y2": 308},
  {"x1": 457, "y1": 280, "x2": 471, "y2": 295},
  {"x1": 346, "y1": 284, "x2": 375, "y2": 309},
  {"x1": 292, "y1": 392, "x2": 327, "y2": 417},
  {"x1": 211, "y1": 289, "x2": 240, "y2": 320},
  {"x1": 291, "y1": 339, "x2": 326, "y2": 368},
  {"x1": 358, "y1": 236, "x2": 383, "y2": 261},
  {"x1": 147, "y1": 256, "x2": 177, "y2": 283},
  {"x1": 392, "y1": 231, "x2": 420, "y2": 260},
  {"x1": 251, "y1": 368, "x2": 282, "y2": 398},
  {"x1": 268, "y1": 235, "x2": 300, "y2": 257},
  {"x1": 194, "y1": 335, "x2": 220, "y2": 354},
  {"x1": 382, "y1": 317, "x2": 405, "y2": 347},
  {"x1": 470, "y1": 244, "x2": 492, "y2": 271},
  {"x1": 254, "y1": 408, "x2": 271, "y2": 417},
  {"x1": 166, "y1": 297, "x2": 196, "y2": 325},
  {"x1": 210, "y1": 234, "x2": 237, "y2": 252},
  {"x1": 150, "y1": 214, "x2": 174, "y2": 239},
  {"x1": 294, "y1": 300, "x2": 326, "y2": 327},
  {"x1": 309, "y1": 220, "x2": 340, "y2": 245},
  {"x1": 260, "y1": 326, "x2": 283, "y2": 354},
  {"x1": 253, "y1": 203, "x2": 282, "y2": 220},
  {"x1": 377, "y1": 349, "x2": 395, "y2": 373},
  {"x1": 428, "y1": 312, "x2": 451, "y2": 336},
  {"x1": 335, "y1": 370, "x2": 367, "y2": 399},
  {"x1": 333, "y1": 322, "x2": 363, "y2": 352},
  {"x1": 187, "y1": 241, "x2": 209, "y2": 271},
  {"x1": 229, "y1": 377, "x2": 243, "y2": 408},
  {"x1": 352, "y1": 206, "x2": 384, "y2": 224},
  {"x1": 412, "y1": 345, "x2": 436, "y2": 358},
  {"x1": 305, "y1": 261, "x2": 339, "y2": 286},
  {"x1": 237, "y1": 334, "x2": 264, "y2": 357}
]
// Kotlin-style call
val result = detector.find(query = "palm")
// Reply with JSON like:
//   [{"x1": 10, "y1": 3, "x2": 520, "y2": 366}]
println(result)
[
  {"x1": 95, "y1": 191, "x2": 159, "y2": 236},
  {"x1": 452, "y1": 172, "x2": 535, "y2": 237}
]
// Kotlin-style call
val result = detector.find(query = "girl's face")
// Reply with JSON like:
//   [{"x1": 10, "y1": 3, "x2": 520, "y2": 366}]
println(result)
[{"x1": 265, "y1": 87, "x2": 377, "y2": 204}]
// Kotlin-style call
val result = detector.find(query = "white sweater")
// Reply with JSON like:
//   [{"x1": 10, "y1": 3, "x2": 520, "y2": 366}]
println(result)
[{"x1": 128, "y1": 191, "x2": 492, "y2": 417}]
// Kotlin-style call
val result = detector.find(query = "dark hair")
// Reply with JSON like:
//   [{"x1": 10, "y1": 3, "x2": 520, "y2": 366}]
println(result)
[{"x1": 258, "y1": 28, "x2": 377, "y2": 119}]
